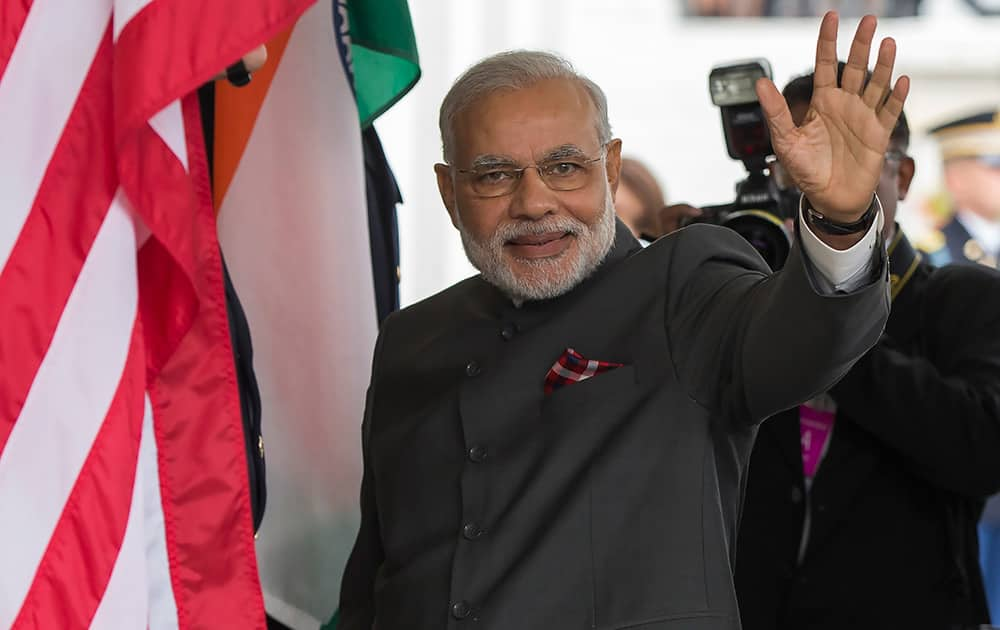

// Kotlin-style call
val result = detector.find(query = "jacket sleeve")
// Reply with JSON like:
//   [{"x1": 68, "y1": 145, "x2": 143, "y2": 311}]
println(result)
[
  {"x1": 338, "y1": 332, "x2": 387, "y2": 630},
  {"x1": 664, "y1": 223, "x2": 890, "y2": 426},
  {"x1": 830, "y1": 265, "x2": 1000, "y2": 498}
]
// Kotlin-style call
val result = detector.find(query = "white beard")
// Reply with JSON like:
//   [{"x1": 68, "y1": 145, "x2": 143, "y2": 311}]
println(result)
[{"x1": 456, "y1": 188, "x2": 617, "y2": 303}]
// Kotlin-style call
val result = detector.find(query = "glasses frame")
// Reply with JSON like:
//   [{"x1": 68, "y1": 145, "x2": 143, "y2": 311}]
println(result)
[{"x1": 449, "y1": 145, "x2": 609, "y2": 198}]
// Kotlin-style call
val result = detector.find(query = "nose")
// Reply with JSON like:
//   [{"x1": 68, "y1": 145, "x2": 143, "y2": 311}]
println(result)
[{"x1": 507, "y1": 166, "x2": 557, "y2": 221}]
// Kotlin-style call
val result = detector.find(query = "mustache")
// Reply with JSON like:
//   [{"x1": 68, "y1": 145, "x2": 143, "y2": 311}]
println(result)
[{"x1": 494, "y1": 216, "x2": 587, "y2": 243}]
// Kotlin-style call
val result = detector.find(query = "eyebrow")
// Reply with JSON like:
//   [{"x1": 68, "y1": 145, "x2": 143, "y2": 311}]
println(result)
[
  {"x1": 467, "y1": 145, "x2": 591, "y2": 170},
  {"x1": 469, "y1": 155, "x2": 518, "y2": 170},
  {"x1": 539, "y1": 145, "x2": 589, "y2": 162}
]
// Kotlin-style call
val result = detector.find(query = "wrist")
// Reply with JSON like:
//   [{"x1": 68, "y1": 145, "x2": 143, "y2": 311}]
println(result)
[{"x1": 802, "y1": 195, "x2": 881, "y2": 236}]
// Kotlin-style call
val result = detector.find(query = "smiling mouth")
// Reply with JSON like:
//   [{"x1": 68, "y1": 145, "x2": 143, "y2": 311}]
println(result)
[
  {"x1": 507, "y1": 231, "x2": 571, "y2": 246},
  {"x1": 504, "y1": 231, "x2": 574, "y2": 259}
]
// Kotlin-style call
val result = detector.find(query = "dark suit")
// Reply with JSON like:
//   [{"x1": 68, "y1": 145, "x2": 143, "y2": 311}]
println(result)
[
  {"x1": 736, "y1": 230, "x2": 1000, "y2": 629},
  {"x1": 340, "y1": 220, "x2": 888, "y2": 630}
]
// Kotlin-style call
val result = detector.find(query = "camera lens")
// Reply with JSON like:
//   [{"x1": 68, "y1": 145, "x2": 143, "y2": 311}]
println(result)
[{"x1": 722, "y1": 211, "x2": 791, "y2": 270}]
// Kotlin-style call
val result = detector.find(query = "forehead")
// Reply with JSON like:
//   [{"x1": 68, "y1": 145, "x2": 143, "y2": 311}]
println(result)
[{"x1": 450, "y1": 78, "x2": 601, "y2": 164}]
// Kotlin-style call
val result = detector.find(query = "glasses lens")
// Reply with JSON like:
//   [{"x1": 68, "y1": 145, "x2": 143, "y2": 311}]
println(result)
[
  {"x1": 469, "y1": 169, "x2": 518, "y2": 197},
  {"x1": 540, "y1": 159, "x2": 595, "y2": 191},
  {"x1": 462, "y1": 151, "x2": 603, "y2": 197}
]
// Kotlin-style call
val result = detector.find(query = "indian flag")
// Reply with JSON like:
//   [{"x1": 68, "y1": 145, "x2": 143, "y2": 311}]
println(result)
[{"x1": 213, "y1": 0, "x2": 418, "y2": 628}]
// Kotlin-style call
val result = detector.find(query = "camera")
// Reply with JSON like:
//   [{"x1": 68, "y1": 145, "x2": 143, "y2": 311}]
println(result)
[{"x1": 683, "y1": 58, "x2": 798, "y2": 270}]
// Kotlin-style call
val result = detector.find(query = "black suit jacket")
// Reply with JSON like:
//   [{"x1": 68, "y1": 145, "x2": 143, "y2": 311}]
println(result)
[
  {"x1": 736, "y1": 231, "x2": 1000, "y2": 630},
  {"x1": 340, "y1": 220, "x2": 889, "y2": 630}
]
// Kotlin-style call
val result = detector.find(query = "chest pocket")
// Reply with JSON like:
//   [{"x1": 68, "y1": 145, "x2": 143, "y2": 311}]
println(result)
[{"x1": 541, "y1": 362, "x2": 638, "y2": 418}]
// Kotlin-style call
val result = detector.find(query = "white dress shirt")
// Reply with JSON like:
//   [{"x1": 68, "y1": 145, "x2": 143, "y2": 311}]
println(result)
[{"x1": 798, "y1": 195, "x2": 883, "y2": 293}]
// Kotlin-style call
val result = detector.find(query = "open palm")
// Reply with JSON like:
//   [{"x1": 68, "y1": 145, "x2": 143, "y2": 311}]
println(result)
[{"x1": 756, "y1": 13, "x2": 910, "y2": 222}]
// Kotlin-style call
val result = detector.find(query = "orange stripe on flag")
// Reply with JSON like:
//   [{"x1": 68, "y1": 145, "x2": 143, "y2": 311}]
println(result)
[{"x1": 213, "y1": 27, "x2": 294, "y2": 211}]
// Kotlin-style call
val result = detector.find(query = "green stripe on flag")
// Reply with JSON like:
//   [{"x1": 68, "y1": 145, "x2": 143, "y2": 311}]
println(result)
[
  {"x1": 347, "y1": 0, "x2": 420, "y2": 128},
  {"x1": 321, "y1": 609, "x2": 339, "y2": 630}
]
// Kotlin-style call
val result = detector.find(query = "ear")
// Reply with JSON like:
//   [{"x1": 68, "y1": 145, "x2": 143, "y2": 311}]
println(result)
[
  {"x1": 605, "y1": 138, "x2": 623, "y2": 195},
  {"x1": 434, "y1": 163, "x2": 460, "y2": 229},
  {"x1": 897, "y1": 156, "x2": 915, "y2": 200}
]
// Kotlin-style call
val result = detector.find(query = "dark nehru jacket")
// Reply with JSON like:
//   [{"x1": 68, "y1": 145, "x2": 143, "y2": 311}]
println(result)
[{"x1": 339, "y1": 220, "x2": 889, "y2": 630}]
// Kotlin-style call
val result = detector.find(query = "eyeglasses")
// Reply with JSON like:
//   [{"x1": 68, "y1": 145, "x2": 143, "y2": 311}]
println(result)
[{"x1": 450, "y1": 147, "x2": 608, "y2": 198}]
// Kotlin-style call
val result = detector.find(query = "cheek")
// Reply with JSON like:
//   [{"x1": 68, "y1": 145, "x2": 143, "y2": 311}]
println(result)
[
  {"x1": 456, "y1": 197, "x2": 506, "y2": 239},
  {"x1": 566, "y1": 187, "x2": 611, "y2": 225},
  {"x1": 978, "y1": 170, "x2": 1000, "y2": 195}
]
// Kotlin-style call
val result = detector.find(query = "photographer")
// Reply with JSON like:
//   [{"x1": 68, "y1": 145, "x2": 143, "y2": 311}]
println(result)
[{"x1": 735, "y1": 65, "x2": 1000, "y2": 629}]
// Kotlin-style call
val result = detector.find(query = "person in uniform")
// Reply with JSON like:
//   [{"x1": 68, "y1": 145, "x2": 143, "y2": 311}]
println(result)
[
  {"x1": 920, "y1": 110, "x2": 1000, "y2": 620},
  {"x1": 921, "y1": 109, "x2": 1000, "y2": 269},
  {"x1": 736, "y1": 69, "x2": 1000, "y2": 629},
  {"x1": 339, "y1": 14, "x2": 905, "y2": 630}
]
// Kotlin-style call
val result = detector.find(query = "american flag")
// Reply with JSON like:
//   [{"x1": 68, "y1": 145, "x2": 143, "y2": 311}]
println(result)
[{"x1": 0, "y1": 0, "x2": 312, "y2": 627}]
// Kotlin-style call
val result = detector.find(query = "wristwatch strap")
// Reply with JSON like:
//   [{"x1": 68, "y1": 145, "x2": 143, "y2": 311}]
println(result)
[{"x1": 803, "y1": 195, "x2": 881, "y2": 236}]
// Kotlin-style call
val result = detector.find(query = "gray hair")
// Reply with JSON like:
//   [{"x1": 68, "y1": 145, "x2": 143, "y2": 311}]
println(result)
[{"x1": 439, "y1": 50, "x2": 613, "y2": 163}]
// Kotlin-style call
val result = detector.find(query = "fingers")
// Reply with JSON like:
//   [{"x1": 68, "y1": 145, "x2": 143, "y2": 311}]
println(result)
[
  {"x1": 242, "y1": 45, "x2": 268, "y2": 74},
  {"x1": 816, "y1": 12, "x2": 905, "y2": 124},
  {"x1": 862, "y1": 37, "x2": 895, "y2": 109},
  {"x1": 878, "y1": 75, "x2": 910, "y2": 130},
  {"x1": 814, "y1": 11, "x2": 840, "y2": 90},
  {"x1": 210, "y1": 45, "x2": 269, "y2": 83},
  {"x1": 755, "y1": 77, "x2": 796, "y2": 144},
  {"x1": 841, "y1": 14, "x2": 877, "y2": 95}
]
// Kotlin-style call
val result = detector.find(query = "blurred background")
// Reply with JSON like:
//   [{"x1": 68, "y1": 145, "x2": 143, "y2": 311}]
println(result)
[{"x1": 375, "y1": 0, "x2": 1000, "y2": 306}]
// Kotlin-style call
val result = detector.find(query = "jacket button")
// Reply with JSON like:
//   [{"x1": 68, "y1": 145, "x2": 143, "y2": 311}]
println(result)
[
  {"x1": 465, "y1": 361, "x2": 481, "y2": 377},
  {"x1": 462, "y1": 522, "x2": 484, "y2": 540},
  {"x1": 451, "y1": 601, "x2": 471, "y2": 619},
  {"x1": 468, "y1": 445, "x2": 488, "y2": 463},
  {"x1": 500, "y1": 324, "x2": 516, "y2": 340},
  {"x1": 790, "y1": 487, "x2": 803, "y2": 504}
]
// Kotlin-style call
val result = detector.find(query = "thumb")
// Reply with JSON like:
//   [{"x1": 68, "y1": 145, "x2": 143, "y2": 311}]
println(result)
[{"x1": 755, "y1": 77, "x2": 795, "y2": 146}]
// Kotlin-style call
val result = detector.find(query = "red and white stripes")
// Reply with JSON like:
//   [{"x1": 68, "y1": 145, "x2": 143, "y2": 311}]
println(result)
[{"x1": 0, "y1": 0, "x2": 314, "y2": 627}]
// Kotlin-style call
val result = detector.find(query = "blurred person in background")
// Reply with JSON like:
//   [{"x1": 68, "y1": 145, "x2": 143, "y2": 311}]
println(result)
[
  {"x1": 685, "y1": 0, "x2": 768, "y2": 17},
  {"x1": 615, "y1": 156, "x2": 702, "y2": 244},
  {"x1": 685, "y1": 0, "x2": 921, "y2": 17},
  {"x1": 919, "y1": 111, "x2": 1000, "y2": 624},
  {"x1": 921, "y1": 110, "x2": 1000, "y2": 270},
  {"x1": 736, "y1": 65, "x2": 1000, "y2": 630},
  {"x1": 615, "y1": 157, "x2": 668, "y2": 240}
]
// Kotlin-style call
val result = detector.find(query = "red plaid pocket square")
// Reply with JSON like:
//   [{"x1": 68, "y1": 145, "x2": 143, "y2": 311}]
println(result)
[{"x1": 544, "y1": 348, "x2": 624, "y2": 395}]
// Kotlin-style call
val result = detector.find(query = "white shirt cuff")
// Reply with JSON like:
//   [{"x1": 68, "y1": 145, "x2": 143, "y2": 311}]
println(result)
[{"x1": 798, "y1": 195, "x2": 884, "y2": 293}]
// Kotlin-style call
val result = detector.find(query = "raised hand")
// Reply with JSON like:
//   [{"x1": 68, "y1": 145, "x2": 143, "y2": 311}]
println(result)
[{"x1": 755, "y1": 12, "x2": 909, "y2": 223}]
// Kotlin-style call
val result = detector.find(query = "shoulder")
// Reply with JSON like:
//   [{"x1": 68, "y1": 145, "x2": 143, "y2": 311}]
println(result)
[
  {"x1": 380, "y1": 275, "x2": 485, "y2": 341},
  {"x1": 658, "y1": 222, "x2": 756, "y2": 250},
  {"x1": 924, "y1": 263, "x2": 1000, "y2": 324},
  {"x1": 927, "y1": 262, "x2": 1000, "y2": 295},
  {"x1": 646, "y1": 223, "x2": 772, "y2": 279}
]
